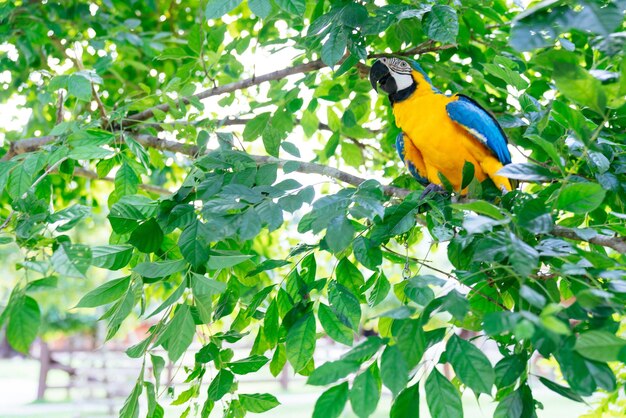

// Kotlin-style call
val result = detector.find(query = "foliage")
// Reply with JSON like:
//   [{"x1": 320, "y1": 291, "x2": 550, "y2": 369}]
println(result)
[{"x1": 1, "y1": 0, "x2": 626, "y2": 417}]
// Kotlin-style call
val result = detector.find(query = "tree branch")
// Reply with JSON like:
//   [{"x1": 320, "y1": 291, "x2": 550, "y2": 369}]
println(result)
[
  {"x1": 121, "y1": 60, "x2": 327, "y2": 128},
  {"x1": 121, "y1": 40, "x2": 455, "y2": 128},
  {"x1": 131, "y1": 135, "x2": 410, "y2": 197},
  {"x1": 551, "y1": 226, "x2": 626, "y2": 254},
  {"x1": 72, "y1": 167, "x2": 171, "y2": 195},
  {"x1": 5, "y1": 132, "x2": 626, "y2": 253}
]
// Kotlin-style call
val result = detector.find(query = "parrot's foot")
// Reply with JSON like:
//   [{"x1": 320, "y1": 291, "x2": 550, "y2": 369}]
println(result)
[{"x1": 419, "y1": 183, "x2": 446, "y2": 200}]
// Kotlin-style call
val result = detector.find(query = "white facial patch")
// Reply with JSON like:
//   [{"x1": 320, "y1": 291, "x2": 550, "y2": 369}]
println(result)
[{"x1": 392, "y1": 73, "x2": 414, "y2": 91}]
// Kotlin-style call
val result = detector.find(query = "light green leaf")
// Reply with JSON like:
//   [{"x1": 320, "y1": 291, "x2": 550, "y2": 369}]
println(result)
[
  {"x1": 205, "y1": 0, "x2": 242, "y2": 19},
  {"x1": 68, "y1": 74, "x2": 92, "y2": 101},
  {"x1": 575, "y1": 330, "x2": 626, "y2": 362},
  {"x1": 556, "y1": 183, "x2": 606, "y2": 214},
  {"x1": 248, "y1": 0, "x2": 272, "y2": 18},
  {"x1": 76, "y1": 276, "x2": 131, "y2": 308},
  {"x1": 6, "y1": 296, "x2": 40, "y2": 353},
  {"x1": 91, "y1": 245, "x2": 133, "y2": 270},
  {"x1": 381, "y1": 345, "x2": 408, "y2": 397},
  {"x1": 134, "y1": 259, "x2": 187, "y2": 279},
  {"x1": 207, "y1": 254, "x2": 254, "y2": 269},
  {"x1": 239, "y1": 393, "x2": 280, "y2": 413}
]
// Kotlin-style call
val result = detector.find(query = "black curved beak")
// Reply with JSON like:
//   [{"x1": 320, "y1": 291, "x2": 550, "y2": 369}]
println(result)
[
  {"x1": 369, "y1": 60, "x2": 395, "y2": 94},
  {"x1": 369, "y1": 60, "x2": 389, "y2": 91}
]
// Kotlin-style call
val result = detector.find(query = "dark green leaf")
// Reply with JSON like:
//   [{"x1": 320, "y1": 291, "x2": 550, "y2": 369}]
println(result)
[
  {"x1": 312, "y1": 382, "x2": 349, "y2": 418},
  {"x1": 425, "y1": 368, "x2": 463, "y2": 418},
  {"x1": 446, "y1": 335, "x2": 494, "y2": 395},
  {"x1": 286, "y1": 312, "x2": 316, "y2": 372}
]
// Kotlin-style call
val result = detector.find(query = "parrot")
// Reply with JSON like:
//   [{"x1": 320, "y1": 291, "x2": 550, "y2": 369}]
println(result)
[{"x1": 369, "y1": 57, "x2": 513, "y2": 194}]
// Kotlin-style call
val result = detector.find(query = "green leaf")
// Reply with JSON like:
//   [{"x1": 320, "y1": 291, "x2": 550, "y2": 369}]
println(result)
[
  {"x1": 390, "y1": 382, "x2": 420, "y2": 418},
  {"x1": 286, "y1": 312, "x2": 316, "y2": 372},
  {"x1": 158, "y1": 304, "x2": 196, "y2": 362},
  {"x1": 207, "y1": 369, "x2": 234, "y2": 401},
  {"x1": 228, "y1": 355, "x2": 269, "y2": 375},
  {"x1": 368, "y1": 272, "x2": 390, "y2": 307},
  {"x1": 134, "y1": 259, "x2": 186, "y2": 279},
  {"x1": 7, "y1": 165, "x2": 32, "y2": 200},
  {"x1": 114, "y1": 163, "x2": 139, "y2": 197},
  {"x1": 76, "y1": 276, "x2": 131, "y2": 308},
  {"x1": 68, "y1": 74, "x2": 92, "y2": 101},
  {"x1": 239, "y1": 393, "x2": 280, "y2": 413},
  {"x1": 495, "y1": 354, "x2": 527, "y2": 388},
  {"x1": 325, "y1": 216, "x2": 354, "y2": 254},
  {"x1": 424, "y1": 5, "x2": 458, "y2": 44},
  {"x1": 262, "y1": 126, "x2": 282, "y2": 157},
  {"x1": 554, "y1": 62, "x2": 606, "y2": 114},
  {"x1": 381, "y1": 345, "x2": 408, "y2": 397},
  {"x1": 575, "y1": 330, "x2": 626, "y2": 362},
  {"x1": 353, "y1": 237, "x2": 382, "y2": 270},
  {"x1": 274, "y1": 0, "x2": 305, "y2": 15},
  {"x1": 497, "y1": 163, "x2": 557, "y2": 181},
  {"x1": 207, "y1": 254, "x2": 253, "y2": 269},
  {"x1": 556, "y1": 183, "x2": 606, "y2": 214},
  {"x1": 538, "y1": 377, "x2": 584, "y2": 403},
  {"x1": 6, "y1": 296, "x2": 40, "y2": 353},
  {"x1": 243, "y1": 112, "x2": 271, "y2": 142},
  {"x1": 341, "y1": 336, "x2": 384, "y2": 363},
  {"x1": 440, "y1": 290, "x2": 470, "y2": 321},
  {"x1": 461, "y1": 161, "x2": 475, "y2": 189},
  {"x1": 91, "y1": 245, "x2": 133, "y2": 270},
  {"x1": 205, "y1": 0, "x2": 242, "y2": 19},
  {"x1": 248, "y1": 0, "x2": 271, "y2": 18},
  {"x1": 178, "y1": 221, "x2": 210, "y2": 268},
  {"x1": 350, "y1": 366, "x2": 380, "y2": 418},
  {"x1": 307, "y1": 360, "x2": 360, "y2": 386},
  {"x1": 336, "y1": 258, "x2": 365, "y2": 300},
  {"x1": 494, "y1": 390, "x2": 523, "y2": 418},
  {"x1": 451, "y1": 201, "x2": 505, "y2": 220},
  {"x1": 108, "y1": 195, "x2": 156, "y2": 234},
  {"x1": 329, "y1": 282, "x2": 361, "y2": 332},
  {"x1": 312, "y1": 382, "x2": 349, "y2": 418},
  {"x1": 425, "y1": 368, "x2": 463, "y2": 418},
  {"x1": 446, "y1": 335, "x2": 494, "y2": 395},
  {"x1": 128, "y1": 218, "x2": 163, "y2": 253},
  {"x1": 119, "y1": 377, "x2": 143, "y2": 418},
  {"x1": 319, "y1": 303, "x2": 354, "y2": 346},
  {"x1": 246, "y1": 259, "x2": 290, "y2": 277},
  {"x1": 270, "y1": 344, "x2": 287, "y2": 377},
  {"x1": 51, "y1": 244, "x2": 92, "y2": 278},
  {"x1": 321, "y1": 27, "x2": 348, "y2": 67}
]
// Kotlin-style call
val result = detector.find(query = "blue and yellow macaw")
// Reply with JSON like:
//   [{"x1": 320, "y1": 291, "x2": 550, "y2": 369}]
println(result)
[{"x1": 369, "y1": 57, "x2": 513, "y2": 192}]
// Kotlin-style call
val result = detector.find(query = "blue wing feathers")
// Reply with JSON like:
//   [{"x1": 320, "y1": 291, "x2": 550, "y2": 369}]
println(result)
[
  {"x1": 395, "y1": 132, "x2": 429, "y2": 185},
  {"x1": 446, "y1": 95, "x2": 512, "y2": 165}
]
